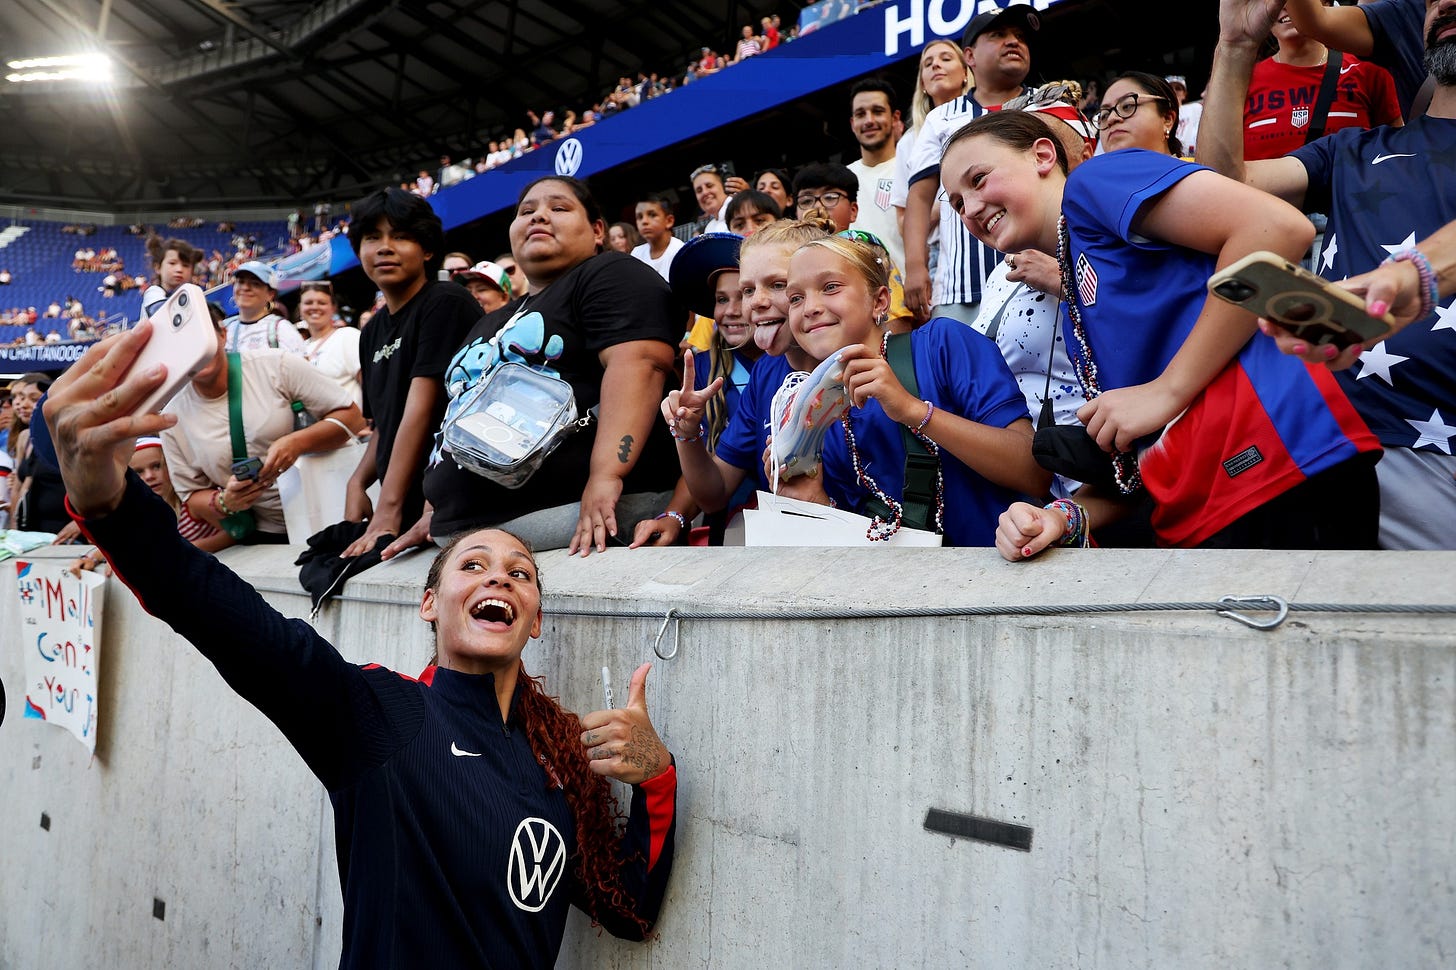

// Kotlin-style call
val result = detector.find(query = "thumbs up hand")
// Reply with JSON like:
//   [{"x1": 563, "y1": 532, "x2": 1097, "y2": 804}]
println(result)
[{"x1": 578, "y1": 663, "x2": 671, "y2": 784}]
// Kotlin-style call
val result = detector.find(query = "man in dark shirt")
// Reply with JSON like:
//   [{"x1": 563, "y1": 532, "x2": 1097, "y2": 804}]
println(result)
[{"x1": 343, "y1": 188, "x2": 481, "y2": 558}]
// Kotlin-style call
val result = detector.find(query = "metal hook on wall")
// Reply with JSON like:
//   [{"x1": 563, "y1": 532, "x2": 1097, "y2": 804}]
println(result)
[
  {"x1": 653, "y1": 608, "x2": 681, "y2": 660},
  {"x1": 1216, "y1": 594, "x2": 1289, "y2": 630}
]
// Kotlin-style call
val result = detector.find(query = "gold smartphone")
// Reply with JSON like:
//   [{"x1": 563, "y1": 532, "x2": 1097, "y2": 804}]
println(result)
[{"x1": 1208, "y1": 251, "x2": 1393, "y2": 349}]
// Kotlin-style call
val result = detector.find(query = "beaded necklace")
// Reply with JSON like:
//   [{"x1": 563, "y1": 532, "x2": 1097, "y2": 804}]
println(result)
[
  {"x1": 1056, "y1": 214, "x2": 1143, "y2": 495},
  {"x1": 841, "y1": 328, "x2": 946, "y2": 540}
]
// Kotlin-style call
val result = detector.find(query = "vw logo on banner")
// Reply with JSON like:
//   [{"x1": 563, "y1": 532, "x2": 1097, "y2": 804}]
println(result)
[
  {"x1": 506, "y1": 817, "x2": 567, "y2": 912},
  {"x1": 554, "y1": 138, "x2": 584, "y2": 178}
]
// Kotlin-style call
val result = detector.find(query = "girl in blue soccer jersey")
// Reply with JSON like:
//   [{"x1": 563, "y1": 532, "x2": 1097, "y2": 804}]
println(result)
[
  {"x1": 940, "y1": 110, "x2": 1382, "y2": 555},
  {"x1": 772, "y1": 235, "x2": 1048, "y2": 546}
]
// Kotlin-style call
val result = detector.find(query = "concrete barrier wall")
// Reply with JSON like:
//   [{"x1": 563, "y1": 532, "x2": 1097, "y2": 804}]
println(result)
[{"x1": 2, "y1": 543, "x2": 1453, "y2": 969}]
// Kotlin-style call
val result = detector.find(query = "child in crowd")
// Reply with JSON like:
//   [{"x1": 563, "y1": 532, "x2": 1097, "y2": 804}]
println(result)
[
  {"x1": 664, "y1": 220, "x2": 830, "y2": 517},
  {"x1": 631, "y1": 193, "x2": 684, "y2": 280},
  {"x1": 775, "y1": 236, "x2": 1045, "y2": 546},
  {"x1": 634, "y1": 232, "x2": 762, "y2": 547},
  {"x1": 608, "y1": 221, "x2": 644, "y2": 253},
  {"x1": 725, "y1": 191, "x2": 782, "y2": 237},
  {"x1": 70, "y1": 437, "x2": 230, "y2": 574},
  {"x1": 939, "y1": 111, "x2": 1382, "y2": 555},
  {"x1": 341, "y1": 187, "x2": 482, "y2": 559},
  {"x1": 145, "y1": 235, "x2": 203, "y2": 295}
]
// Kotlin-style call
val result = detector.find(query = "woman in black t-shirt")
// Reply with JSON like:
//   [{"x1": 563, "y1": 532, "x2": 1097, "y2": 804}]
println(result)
[{"x1": 417, "y1": 176, "x2": 681, "y2": 555}]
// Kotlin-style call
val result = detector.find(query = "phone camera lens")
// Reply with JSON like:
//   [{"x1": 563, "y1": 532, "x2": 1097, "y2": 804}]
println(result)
[
  {"x1": 178, "y1": 292, "x2": 188, "y2": 307},
  {"x1": 172, "y1": 313, "x2": 184, "y2": 329},
  {"x1": 1214, "y1": 280, "x2": 1256, "y2": 303}
]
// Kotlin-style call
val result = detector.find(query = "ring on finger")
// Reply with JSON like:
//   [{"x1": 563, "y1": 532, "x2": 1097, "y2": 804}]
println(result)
[{"x1": 1006, "y1": 254, "x2": 1017, "y2": 270}]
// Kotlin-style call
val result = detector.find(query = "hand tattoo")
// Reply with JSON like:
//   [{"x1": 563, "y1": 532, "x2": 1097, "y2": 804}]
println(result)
[{"x1": 622, "y1": 725, "x2": 662, "y2": 777}]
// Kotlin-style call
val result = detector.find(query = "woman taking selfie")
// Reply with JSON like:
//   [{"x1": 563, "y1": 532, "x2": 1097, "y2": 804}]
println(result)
[{"x1": 42, "y1": 328, "x2": 679, "y2": 968}]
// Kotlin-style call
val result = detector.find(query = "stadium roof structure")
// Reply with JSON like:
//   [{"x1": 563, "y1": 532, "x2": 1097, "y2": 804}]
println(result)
[{"x1": 1, "y1": 0, "x2": 784, "y2": 212}]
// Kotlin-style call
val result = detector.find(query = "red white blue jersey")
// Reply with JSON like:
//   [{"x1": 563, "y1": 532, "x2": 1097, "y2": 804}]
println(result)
[
  {"x1": 1062, "y1": 150, "x2": 1380, "y2": 545},
  {"x1": 1291, "y1": 116, "x2": 1456, "y2": 456},
  {"x1": 819, "y1": 319, "x2": 1031, "y2": 547}
]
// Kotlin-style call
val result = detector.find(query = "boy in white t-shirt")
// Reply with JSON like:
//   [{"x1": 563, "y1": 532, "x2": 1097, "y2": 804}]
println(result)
[{"x1": 631, "y1": 193, "x2": 685, "y2": 281}]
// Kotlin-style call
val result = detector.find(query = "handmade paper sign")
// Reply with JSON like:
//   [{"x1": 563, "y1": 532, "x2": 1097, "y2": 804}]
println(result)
[
  {"x1": 15, "y1": 560, "x2": 106, "y2": 753},
  {"x1": 743, "y1": 491, "x2": 943, "y2": 547}
]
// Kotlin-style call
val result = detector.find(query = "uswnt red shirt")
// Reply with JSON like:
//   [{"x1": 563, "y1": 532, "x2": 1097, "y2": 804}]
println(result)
[{"x1": 1244, "y1": 53, "x2": 1401, "y2": 161}]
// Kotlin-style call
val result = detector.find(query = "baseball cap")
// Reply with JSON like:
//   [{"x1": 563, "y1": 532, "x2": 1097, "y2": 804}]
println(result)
[
  {"x1": 963, "y1": 3, "x2": 1040, "y2": 46},
  {"x1": 669, "y1": 232, "x2": 743, "y2": 319},
  {"x1": 452, "y1": 260, "x2": 514, "y2": 299},
  {"x1": 233, "y1": 260, "x2": 278, "y2": 289},
  {"x1": 1165, "y1": 75, "x2": 1188, "y2": 89}
]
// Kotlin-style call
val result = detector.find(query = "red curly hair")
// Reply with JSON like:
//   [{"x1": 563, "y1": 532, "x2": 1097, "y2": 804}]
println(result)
[{"x1": 424, "y1": 532, "x2": 649, "y2": 936}]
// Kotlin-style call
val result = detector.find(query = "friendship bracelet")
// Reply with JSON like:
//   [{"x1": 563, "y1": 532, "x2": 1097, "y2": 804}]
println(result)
[
  {"x1": 669, "y1": 422, "x2": 704, "y2": 443},
  {"x1": 1385, "y1": 247, "x2": 1439, "y2": 320},
  {"x1": 912, "y1": 400, "x2": 934, "y2": 433},
  {"x1": 655, "y1": 510, "x2": 688, "y2": 530},
  {"x1": 215, "y1": 488, "x2": 235, "y2": 517},
  {"x1": 1045, "y1": 499, "x2": 1090, "y2": 548}
]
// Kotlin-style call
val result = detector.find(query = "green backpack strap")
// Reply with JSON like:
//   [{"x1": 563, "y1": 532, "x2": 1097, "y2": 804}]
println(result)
[
  {"x1": 226, "y1": 352, "x2": 247, "y2": 462},
  {"x1": 861, "y1": 332, "x2": 939, "y2": 533}
]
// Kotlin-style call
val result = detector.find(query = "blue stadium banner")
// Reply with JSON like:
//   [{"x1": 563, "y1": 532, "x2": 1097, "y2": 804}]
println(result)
[
  {"x1": 327, "y1": 0, "x2": 1079, "y2": 276},
  {"x1": 0, "y1": 340, "x2": 99, "y2": 372}
]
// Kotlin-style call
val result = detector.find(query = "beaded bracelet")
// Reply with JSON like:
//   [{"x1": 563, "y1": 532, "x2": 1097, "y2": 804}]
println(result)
[
  {"x1": 1385, "y1": 247, "x2": 1439, "y2": 321},
  {"x1": 655, "y1": 510, "x2": 688, "y2": 530},
  {"x1": 1045, "y1": 499, "x2": 1089, "y2": 548},
  {"x1": 215, "y1": 488, "x2": 235, "y2": 517},
  {"x1": 912, "y1": 400, "x2": 934, "y2": 433},
  {"x1": 669, "y1": 422, "x2": 704, "y2": 443}
]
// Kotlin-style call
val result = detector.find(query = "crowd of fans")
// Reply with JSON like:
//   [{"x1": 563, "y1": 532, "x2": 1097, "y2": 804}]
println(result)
[
  {"x1": 16, "y1": 5, "x2": 1452, "y2": 966},
  {"x1": 9, "y1": 0, "x2": 1454, "y2": 562},
  {"x1": 390, "y1": 14, "x2": 794, "y2": 196}
]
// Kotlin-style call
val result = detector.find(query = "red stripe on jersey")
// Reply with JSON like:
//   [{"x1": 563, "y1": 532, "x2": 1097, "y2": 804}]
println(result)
[
  {"x1": 1306, "y1": 362, "x2": 1381, "y2": 454},
  {"x1": 1143, "y1": 363, "x2": 1310, "y2": 547},
  {"x1": 639, "y1": 764, "x2": 678, "y2": 871}
]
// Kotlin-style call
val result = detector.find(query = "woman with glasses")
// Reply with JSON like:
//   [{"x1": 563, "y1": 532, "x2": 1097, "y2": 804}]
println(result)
[
  {"x1": 942, "y1": 110, "x2": 1381, "y2": 555},
  {"x1": 1093, "y1": 72, "x2": 1186, "y2": 157},
  {"x1": 298, "y1": 281, "x2": 363, "y2": 408}
]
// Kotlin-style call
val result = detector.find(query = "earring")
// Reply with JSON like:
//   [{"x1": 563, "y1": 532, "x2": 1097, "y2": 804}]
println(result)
[{"x1": 875, "y1": 311, "x2": 888, "y2": 328}]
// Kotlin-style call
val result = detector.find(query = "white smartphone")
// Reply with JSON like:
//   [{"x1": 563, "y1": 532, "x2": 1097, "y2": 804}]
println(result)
[{"x1": 130, "y1": 284, "x2": 218, "y2": 414}]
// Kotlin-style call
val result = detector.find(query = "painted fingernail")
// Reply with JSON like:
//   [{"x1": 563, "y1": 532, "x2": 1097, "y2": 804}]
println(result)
[
  {"x1": 1291, "y1": 343, "x2": 1307, "y2": 355},
  {"x1": 1323, "y1": 344, "x2": 1338, "y2": 359},
  {"x1": 1368, "y1": 301, "x2": 1389, "y2": 316},
  {"x1": 1350, "y1": 345, "x2": 1364, "y2": 358},
  {"x1": 1022, "y1": 546, "x2": 1032, "y2": 557}
]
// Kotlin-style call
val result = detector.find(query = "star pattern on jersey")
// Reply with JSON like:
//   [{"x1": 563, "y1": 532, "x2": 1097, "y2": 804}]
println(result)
[
  {"x1": 1406, "y1": 409, "x2": 1456, "y2": 454},
  {"x1": 1431, "y1": 297, "x2": 1456, "y2": 334},
  {"x1": 1319, "y1": 231, "x2": 1339, "y2": 273},
  {"x1": 1352, "y1": 182, "x2": 1401, "y2": 214},
  {"x1": 1355, "y1": 340, "x2": 1408, "y2": 385},
  {"x1": 1380, "y1": 232, "x2": 1418, "y2": 258}
]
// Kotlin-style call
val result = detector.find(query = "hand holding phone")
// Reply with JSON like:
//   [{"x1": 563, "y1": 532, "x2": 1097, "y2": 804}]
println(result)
[
  {"x1": 1208, "y1": 251, "x2": 1393, "y2": 349},
  {"x1": 231, "y1": 457, "x2": 264, "y2": 482},
  {"x1": 129, "y1": 283, "x2": 219, "y2": 414}
]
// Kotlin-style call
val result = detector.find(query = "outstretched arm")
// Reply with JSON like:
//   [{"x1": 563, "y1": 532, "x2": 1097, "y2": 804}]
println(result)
[
  {"x1": 1266, "y1": 218, "x2": 1456, "y2": 368},
  {"x1": 1198, "y1": 0, "x2": 1312, "y2": 206},
  {"x1": 44, "y1": 327, "x2": 414, "y2": 790},
  {"x1": 1283, "y1": 0, "x2": 1376, "y2": 57}
]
